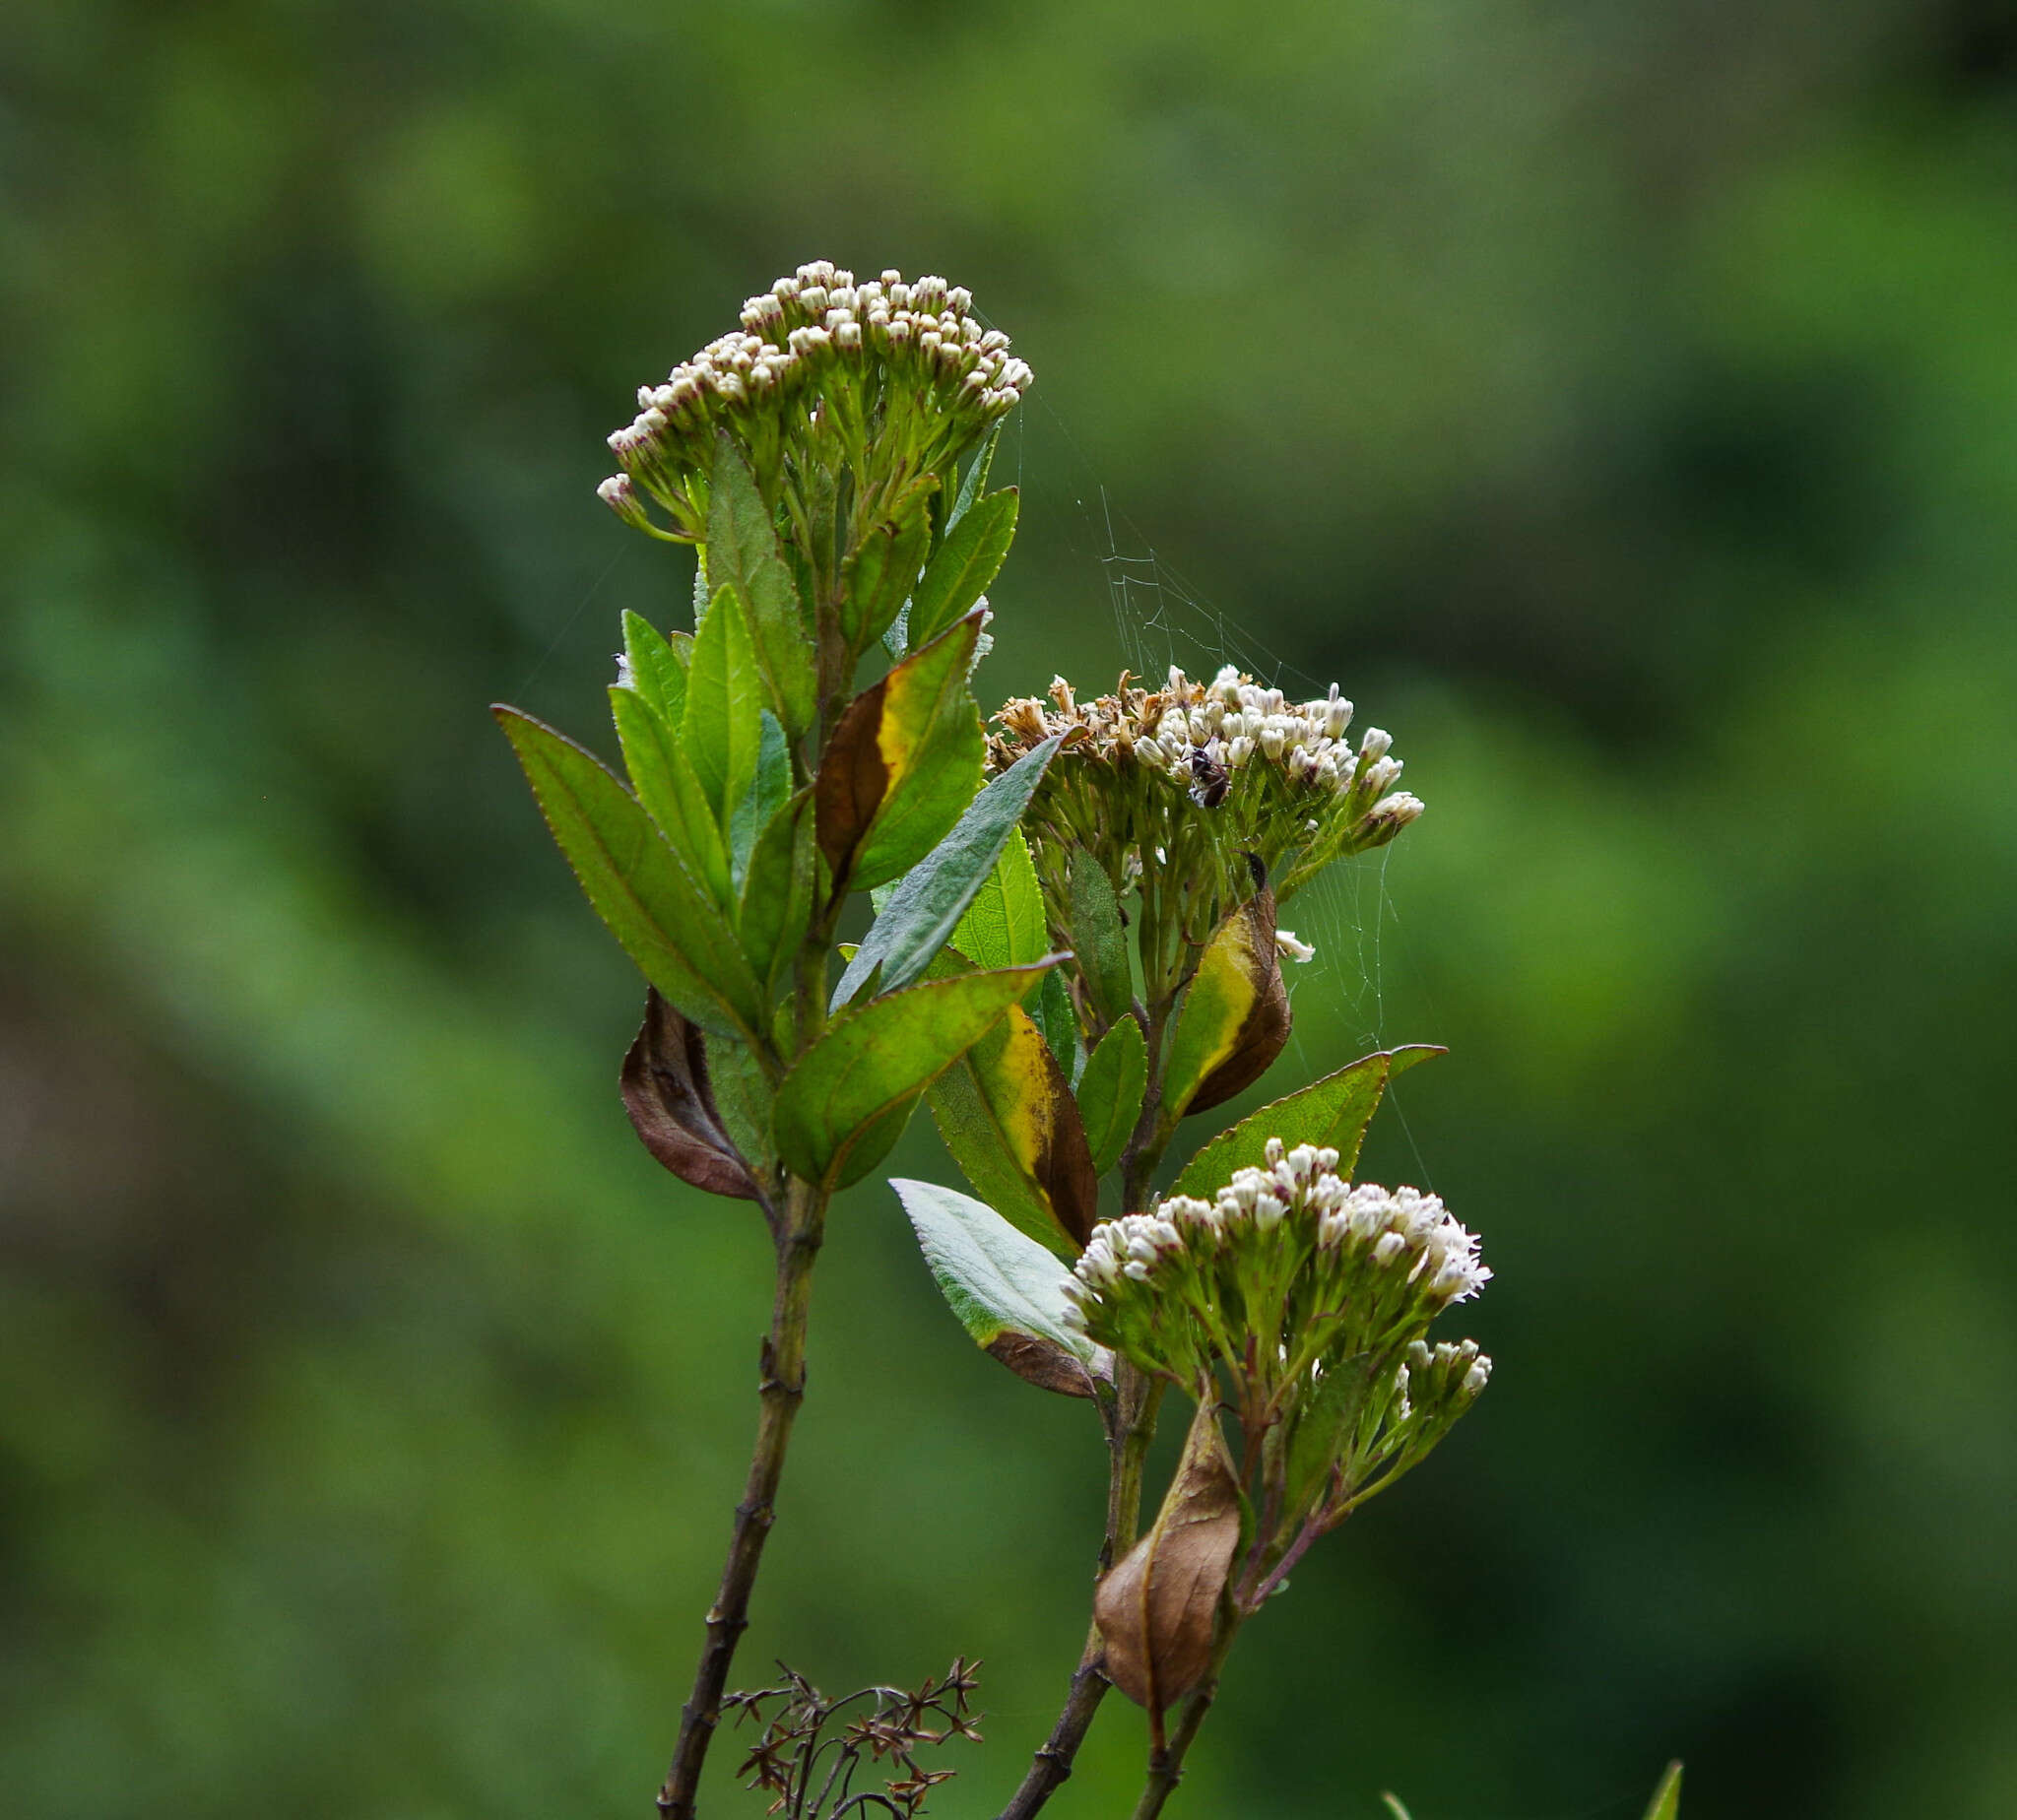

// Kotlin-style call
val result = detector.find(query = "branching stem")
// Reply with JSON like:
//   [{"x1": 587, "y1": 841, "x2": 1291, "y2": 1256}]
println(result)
[
  {"x1": 656, "y1": 1176, "x2": 827, "y2": 1818},
  {"x1": 1127, "y1": 1674, "x2": 1220, "y2": 1820}
]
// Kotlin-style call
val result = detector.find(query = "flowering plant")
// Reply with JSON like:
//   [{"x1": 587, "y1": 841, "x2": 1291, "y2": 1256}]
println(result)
[{"x1": 494, "y1": 262, "x2": 1680, "y2": 1820}]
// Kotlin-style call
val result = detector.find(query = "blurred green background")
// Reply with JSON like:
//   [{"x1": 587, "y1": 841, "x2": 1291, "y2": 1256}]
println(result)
[{"x1": 5, "y1": 2, "x2": 2014, "y2": 1816}]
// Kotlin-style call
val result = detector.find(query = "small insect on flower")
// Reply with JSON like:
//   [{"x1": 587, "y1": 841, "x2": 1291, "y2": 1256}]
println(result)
[{"x1": 1188, "y1": 743, "x2": 1230, "y2": 808}]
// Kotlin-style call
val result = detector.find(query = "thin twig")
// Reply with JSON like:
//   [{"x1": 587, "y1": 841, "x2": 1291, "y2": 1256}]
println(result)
[
  {"x1": 1128, "y1": 1676, "x2": 1220, "y2": 1820},
  {"x1": 657, "y1": 1179, "x2": 827, "y2": 1818}
]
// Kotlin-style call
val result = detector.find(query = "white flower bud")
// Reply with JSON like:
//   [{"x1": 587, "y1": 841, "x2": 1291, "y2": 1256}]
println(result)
[
  {"x1": 1361, "y1": 755, "x2": 1402, "y2": 796},
  {"x1": 1370, "y1": 792, "x2": 1425, "y2": 827}
]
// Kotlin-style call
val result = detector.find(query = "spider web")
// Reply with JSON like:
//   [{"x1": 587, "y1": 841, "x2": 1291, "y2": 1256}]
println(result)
[{"x1": 1000, "y1": 385, "x2": 1442, "y2": 1188}]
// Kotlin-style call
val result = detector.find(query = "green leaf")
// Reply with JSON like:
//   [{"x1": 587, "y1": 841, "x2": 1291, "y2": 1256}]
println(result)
[
  {"x1": 893, "y1": 1178, "x2": 1104, "y2": 1398},
  {"x1": 831, "y1": 736, "x2": 1064, "y2": 1008},
  {"x1": 1641, "y1": 1763, "x2": 1683, "y2": 1820},
  {"x1": 1077, "y1": 1015, "x2": 1148, "y2": 1175},
  {"x1": 944, "y1": 422, "x2": 1002, "y2": 536},
  {"x1": 773, "y1": 957, "x2": 1063, "y2": 1191},
  {"x1": 1160, "y1": 888, "x2": 1291, "y2": 1128},
  {"x1": 929, "y1": 999, "x2": 1098, "y2": 1257},
  {"x1": 1283, "y1": 1350, "x2": 1382, "y2": 1517},
  {"x1": 493, "y1": 706, "x2": 761, "y2": 1040},
  {"x1": 1070, "y1": 854, "x2": 1134, "y2": 1025},
  {"x1": 1032, "y1": 966, "x2": 1080, "y2": 1082},
  {"x1": 1170, "y1": 1046, "x2": 1445, "y2": 1200},
  {"x1": 905, "y1": 488, "x2": 1018, "y2": 649},
  {"x1": 683, "y1": 583, "x2": 765, "y2": 834},
  {"x1": 705, "y1": 433, "x2": 815, "y2": 736},
  {"x1": 620, "y1": 610, "x2": 687, "y2": 726},
  {"x1": 841, "y1": 501, "x2": 933, "y2": 652},
  {"x1": 609, "y1": 685, "x2": 731, "y2": 908},
  {"x1": 709, "y1": 1033, "x2": 776, "y2": 1170},
  {"x1": 738, "y1": 789, "x2": 816, "y2": 1002},
  {"x1": 815, "y1": 608, "x2": 987, "y2": 894},
  {"x1": 730, "y1": 709, "x2": 791, "y2": 887},
  {"x1": 950, "y1": 827, "x2": 1048, "y2": 972}
]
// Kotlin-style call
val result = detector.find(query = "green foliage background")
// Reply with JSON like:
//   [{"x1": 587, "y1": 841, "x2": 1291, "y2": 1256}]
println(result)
[{"x1": 4, "y1": 3, "x2": 2013, "y2": 1815}]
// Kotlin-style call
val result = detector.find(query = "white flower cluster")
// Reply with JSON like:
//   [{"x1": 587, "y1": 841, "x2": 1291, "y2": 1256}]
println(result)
[
  {"x1": 1065, "y1": 1138, "x2": 1492, "y2": 1380},
  {"x1": 602, "y1": 261, "x2": 1031, "y2": 494},
  {"x1": 1066, "y1": 1140, "x2": 1485, "y2": 1314},
  {"x1": 1399, "y1": 1336, "x2": 1493, "y2": 1408},
  {"x1": 1132, "y1": 665, "x2": 1422, "y2": 828}
]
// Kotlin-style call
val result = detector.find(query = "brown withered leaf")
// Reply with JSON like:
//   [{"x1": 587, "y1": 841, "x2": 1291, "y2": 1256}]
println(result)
[
  {"x1": 1094, "y1": 1401, "x2": 1243, "y2": 1712},
  {"x1": 812, "y1": 611, "x2": 987, "y2": 896},
  {"x1": 814, "y1": 682, "x2": 889, "y2": 890},
  {"x1": 1186, "y1": 887, "x2": 1292, "y2": 1116},
  {"x1": 982, "y1": 1331, "x2": 1107, "y2": 1399},
  {"x1": 619, "y1": 989, "x2": 763, "y2": 1202}
]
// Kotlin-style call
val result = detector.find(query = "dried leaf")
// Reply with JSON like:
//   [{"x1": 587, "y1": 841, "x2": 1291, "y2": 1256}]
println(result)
[
  {"x1": 619, "y1": 990, "x2": 763, "y2": 1202},
  {"x1": 1160, "y1": 887, "x2": 1292, "y2": 1124},
  {"x1": 1095, "y1": 1400, "x2": 1243, "y2": 1713},
  {"x1": 814, "y1": 609, "x2": 987, "y2": 895}
]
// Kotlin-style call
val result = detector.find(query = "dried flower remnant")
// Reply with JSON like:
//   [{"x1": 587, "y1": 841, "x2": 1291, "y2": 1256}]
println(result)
[
  {"x1": 991, "y1": 665, "x2": 1422, "y2": 975},
  {"x1": 725, "y1": 1658, "x2": 984, "y2": 1819},
  {"x1": 600, "y1": 261, "x2": 1033, "y2": 543}
]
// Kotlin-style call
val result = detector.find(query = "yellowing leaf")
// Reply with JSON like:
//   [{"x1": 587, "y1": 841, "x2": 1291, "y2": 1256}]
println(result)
[
  {"x1": 773, "y1": 957, "x2": 1063, "y2": 1190},
  {"x1": 814, "y1": 609, "x2": 987, "y2": 894},
  {"x1": 1160, "y1": 888, "x2": 1291, "y2": 1128},
  {"x1": 930, "y1": 1002, "x2": 1098, "y2": 1257}
]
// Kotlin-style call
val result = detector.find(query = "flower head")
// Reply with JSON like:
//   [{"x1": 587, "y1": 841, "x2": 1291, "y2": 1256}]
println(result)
[
  {"x1": 1063, "y1": 1140, "x2": 1488, "y2": 1525},
  {"x1": 599, "y1": 262, "x2": 1031, "y2": 542},
  {"x1": 991, "y1": 666, "x2": 1422, "y2": 962}
]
